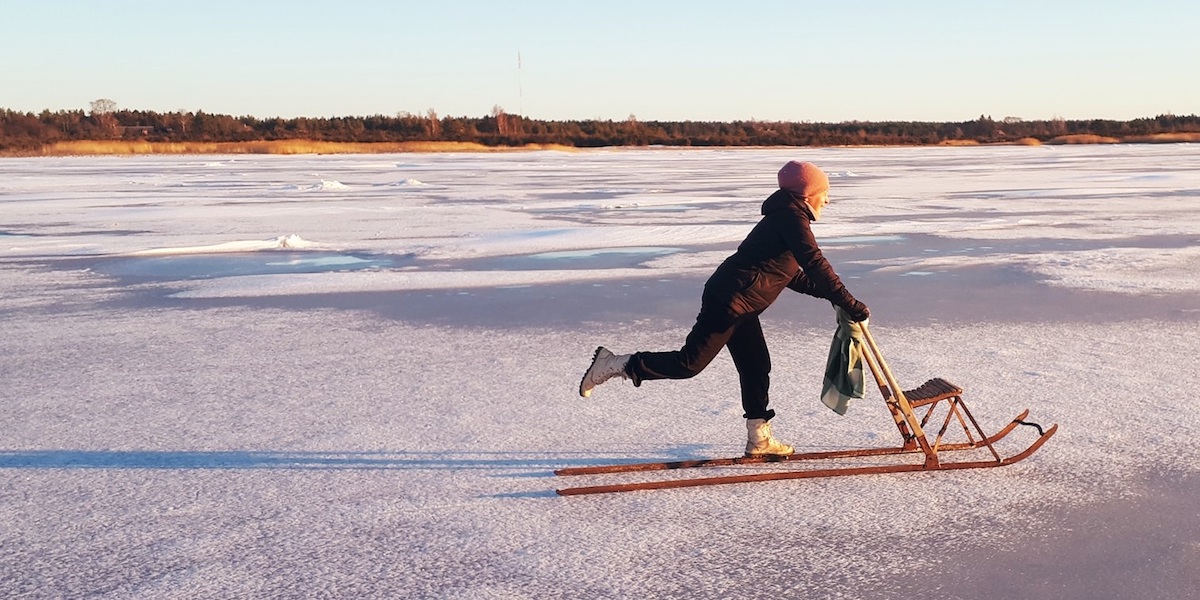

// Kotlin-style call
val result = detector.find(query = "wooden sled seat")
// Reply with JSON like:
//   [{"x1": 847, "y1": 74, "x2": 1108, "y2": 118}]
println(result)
[{"x1": 902, "y1": 378, "x2": 963, "y2": 408}]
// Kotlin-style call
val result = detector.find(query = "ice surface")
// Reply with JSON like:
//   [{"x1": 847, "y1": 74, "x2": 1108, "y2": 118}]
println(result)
[{"x1": 2, "y1": 145, "x2": 1199, "y2": 598}]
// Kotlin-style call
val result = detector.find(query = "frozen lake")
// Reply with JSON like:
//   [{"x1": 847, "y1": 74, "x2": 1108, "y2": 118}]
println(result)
[{"x1": 3, "y1": 145, "x2": 1199, "y2": 598}]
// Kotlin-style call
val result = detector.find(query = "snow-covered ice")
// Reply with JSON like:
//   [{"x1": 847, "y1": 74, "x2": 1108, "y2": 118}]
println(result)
[{"x1": 2, "y1": 145, "x2": 1199, "y2": 598}]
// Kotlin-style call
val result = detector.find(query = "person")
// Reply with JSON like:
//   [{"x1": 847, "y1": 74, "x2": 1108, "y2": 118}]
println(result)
[{"x1": 578, "y1": 160, "x2": 870, "y2": 456}]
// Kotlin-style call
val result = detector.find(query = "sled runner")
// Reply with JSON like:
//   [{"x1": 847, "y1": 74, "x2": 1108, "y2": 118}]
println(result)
[{"x1": 556, "y1": 322, "x2": 1056, "y2": 495}]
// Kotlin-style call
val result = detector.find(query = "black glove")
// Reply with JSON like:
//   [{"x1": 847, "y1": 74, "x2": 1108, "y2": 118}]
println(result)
[{"x1": 845, "y1": 300, "x2": 870, "y2": 323}]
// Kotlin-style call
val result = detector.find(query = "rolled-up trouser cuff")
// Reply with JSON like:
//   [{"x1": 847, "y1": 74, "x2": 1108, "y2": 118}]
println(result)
[
  {"x1": 744, "y1": 408, "x2": 776, "y2": 421},
  {"x1": 625, "y1": 355, "x2": 642, "y2": 387}
]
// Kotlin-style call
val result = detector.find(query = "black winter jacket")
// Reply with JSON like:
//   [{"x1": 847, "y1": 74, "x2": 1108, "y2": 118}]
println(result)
[{"x1": 702, "y1": 188, "x2": 863, "y2": 318}]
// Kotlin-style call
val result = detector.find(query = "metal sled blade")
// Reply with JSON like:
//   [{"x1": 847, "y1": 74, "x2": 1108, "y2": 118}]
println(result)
[
  {"x1": 556, "y1": 423, "x2": 1056, "y2": 496},
  {"x1": 554, "y1": 409, "x2": 1034, "y2": 477}
]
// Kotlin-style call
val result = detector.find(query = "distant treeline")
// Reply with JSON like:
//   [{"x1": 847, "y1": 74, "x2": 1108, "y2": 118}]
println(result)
[{"x1": 3, "y1": 104, "x2": 1200, "y2": 153}]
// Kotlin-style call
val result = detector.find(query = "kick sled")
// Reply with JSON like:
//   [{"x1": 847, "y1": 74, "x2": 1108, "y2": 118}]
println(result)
[{"x1": 555, "y1": 322, "x2": 1057, "y2": 495}]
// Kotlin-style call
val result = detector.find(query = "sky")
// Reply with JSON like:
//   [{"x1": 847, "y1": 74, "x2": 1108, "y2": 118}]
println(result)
[{"x1": 2, "y1": 0, "x2": 1197, "y2": 123}]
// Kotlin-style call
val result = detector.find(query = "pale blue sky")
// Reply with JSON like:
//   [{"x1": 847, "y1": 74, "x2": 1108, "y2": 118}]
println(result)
[{"x1": 2, "y1": 0, "x2": 1197, "y2": 122}]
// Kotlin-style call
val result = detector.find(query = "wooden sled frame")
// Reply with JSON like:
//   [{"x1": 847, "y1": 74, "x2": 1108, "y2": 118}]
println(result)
[{"x1": 555, "y1": 323, "x2": 1057, "y2": 495}]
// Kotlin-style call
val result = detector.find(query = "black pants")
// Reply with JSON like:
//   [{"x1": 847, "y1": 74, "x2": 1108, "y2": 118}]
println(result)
[{"x1": 626, "y1": 309, "x2": 774, "y2": 420}]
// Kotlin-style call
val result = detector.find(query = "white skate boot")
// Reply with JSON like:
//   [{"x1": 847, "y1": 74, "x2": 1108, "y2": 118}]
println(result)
[
  {"x1": 578, "y1": 346, "x2": 631, "y2": 398},
  {"x1": 745, "y1": 418, "x2": 795, "y2": 456}
]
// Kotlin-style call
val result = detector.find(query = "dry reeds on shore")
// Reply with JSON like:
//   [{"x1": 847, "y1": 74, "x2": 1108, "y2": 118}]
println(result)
[
  {"x1": 1045, "y1": 134, "x2": 1122, "y2": 145},
  {"x1": 1042, "y1": 133, "x2": 1200, "y2": 144},
  {"x1": 9, "y1": 133, "x2": 1199, "y2": 157},
  {"x1": 1122, "y1": 132, "x2": 1200, "y2": 143},
  {"x1": 33, "y1": 140, "x2": 576, "y2": 156}
]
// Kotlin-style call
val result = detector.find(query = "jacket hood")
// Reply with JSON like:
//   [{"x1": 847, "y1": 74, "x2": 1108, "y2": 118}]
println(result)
[{"x1": 762, "y1": 188, "x2": 815, "y2": 220}]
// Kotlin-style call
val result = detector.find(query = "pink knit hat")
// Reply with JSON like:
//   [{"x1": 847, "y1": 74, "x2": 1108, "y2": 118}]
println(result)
[{"x1": 777, "y1": 161, "x2": 829, "y2": 197}]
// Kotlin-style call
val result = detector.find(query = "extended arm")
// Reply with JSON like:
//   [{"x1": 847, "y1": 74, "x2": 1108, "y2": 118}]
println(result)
[{"x1": 780, "y1": 211, "x2": 869, "y2": 320}]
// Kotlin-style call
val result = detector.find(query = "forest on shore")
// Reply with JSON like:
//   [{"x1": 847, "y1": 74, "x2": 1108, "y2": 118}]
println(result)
[{"x1": 3, "y1": 101, "x2": 1199, "y2": 155}]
